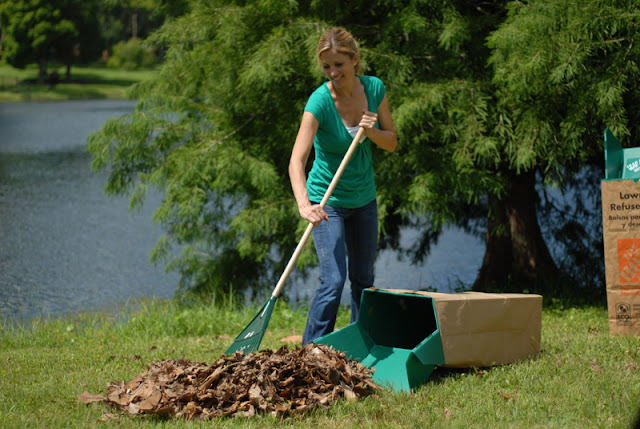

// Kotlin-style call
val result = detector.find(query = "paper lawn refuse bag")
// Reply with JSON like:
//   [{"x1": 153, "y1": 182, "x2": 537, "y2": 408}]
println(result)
[
  {"x1": 385, "y1": 289, "x2": 542, "y2": 368},
  {"x1": 601, "y1": 179, "x2": 640, "y2": 335},
  {"x1": 602, "y1": 127, "x2": 640, "y2": 335}
]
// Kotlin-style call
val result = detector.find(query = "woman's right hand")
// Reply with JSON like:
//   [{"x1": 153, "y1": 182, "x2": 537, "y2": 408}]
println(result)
[{"x1": 299, "y1": 202, "x2": 329, "y2": 226}]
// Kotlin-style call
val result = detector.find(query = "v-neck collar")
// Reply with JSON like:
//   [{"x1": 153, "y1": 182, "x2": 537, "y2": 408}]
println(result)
[{"x1": 323, "y1": 76, "x2": 369, "y2": 137}]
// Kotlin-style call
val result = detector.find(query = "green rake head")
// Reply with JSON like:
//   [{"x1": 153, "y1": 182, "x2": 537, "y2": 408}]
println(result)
[{"x1": 225, "y1": 296, "x2": 277, "y2": 354}]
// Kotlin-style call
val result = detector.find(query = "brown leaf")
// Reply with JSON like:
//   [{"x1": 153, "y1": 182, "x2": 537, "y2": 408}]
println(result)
[
  {"x1": 130, "y1": 383, "x2": 155, "y2": 403},
  {"x1": 138, "y1": 390, "x2": 162, "y2": 412},
  {"x1": 184, "y1": 401, "x2": 199, "y2": 421},
  {"x1": 341, "y1": 381, "x2": 357, "y2": 401},
  {"x1": 98, "y1": 412, "x2": 116, "y2": 422},
  {"x1": 499, "y1": 392, "x2": 515, "y2": 399},
  {"x1": 362, "y1": 377, "x2": 382, "y2": 390},
  {"x1": 124, "y1": 375, "x2": 144, "y2": 392},
  {"x1": 273, "y1": 403, "x2": 289, "y2": 414},
  {"x1": 280, "y1": 335, "x2": 303, "y2": 343},
  {"x1": 200, "y1": 365, "x2": 225, "y2": 391},
  {"x1": 248, "y1": 383, "x2": 263, "y2": 402},
  {"x1": 243, "y1": 404, "x2": 256, "y2": 418},
  {"x1": 77, "y1": 391, "x2": 106, "y2": 404},
  {"x1": 106, "y1": 389, "x2": 129, "y2": 407},
  {"x1": 279, "y1": 376, "x2": 295, "y2": 388},
  {"x1": 444, "y1": 407, "x2": 452, "y2": 418},
  {"x1": 590, "y1": 358, "x2": 603, "y2": 372}
]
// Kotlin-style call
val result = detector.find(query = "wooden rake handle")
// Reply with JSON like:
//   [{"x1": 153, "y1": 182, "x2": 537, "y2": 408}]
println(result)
[{"x1": 272, "y1": 127, "x2": 366, "y2": 298}]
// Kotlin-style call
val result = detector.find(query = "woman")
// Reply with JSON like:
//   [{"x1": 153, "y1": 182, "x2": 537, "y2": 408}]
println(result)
[{"x1": 289, "y1": 27, "x2": 397, "y2": 345}]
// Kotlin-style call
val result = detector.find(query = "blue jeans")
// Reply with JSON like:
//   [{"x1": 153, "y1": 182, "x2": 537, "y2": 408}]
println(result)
[{"x1": 303, "y1": 199, "x2": 378, "y2": 345}]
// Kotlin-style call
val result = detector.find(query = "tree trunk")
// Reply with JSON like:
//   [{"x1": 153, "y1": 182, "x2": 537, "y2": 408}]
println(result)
[
  {"x1": 38, "y1": 58, "x2": 48, "y2": 84},
  {"x1": 473, "y1": 170, "x2": 560, "y2": 292},
  {"x1": 132, "y1": 12, "x2": 138, "y2": 39},
  {"x1": 65, "y1": 61, "x2": 72, "y2": 82}
]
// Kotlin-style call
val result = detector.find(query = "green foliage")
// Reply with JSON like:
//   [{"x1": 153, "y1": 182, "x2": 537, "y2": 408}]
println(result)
[
  {"x1": 488, "y1": 0, "x2": 640, "y2": 174},
  {"x1": 89, "y1": 0, "x2": 324, "y2": 296},
  {"x1": 0, "y1": 0, "x2": 102, "y2": 79},
  {"x1": 106, "y1": 37, "x2": 158, "y2": 70},
  {"x1": 0, "y1": 0, "x2": 74, "y2": 67},
  {"x1": 0, "y1": 0, "x2": 185, "y2": 81},
  {"x1": 98, "y1": 0, "x2": 187, "y2": 50},
  {"x1": 88, "y1": 0, "x2": 640, "y2": 298}
]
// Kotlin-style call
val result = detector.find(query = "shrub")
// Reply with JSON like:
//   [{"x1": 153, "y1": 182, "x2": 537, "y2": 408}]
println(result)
[{"x1": 106, "y1": 38, "x2": 157, "y2": 70}]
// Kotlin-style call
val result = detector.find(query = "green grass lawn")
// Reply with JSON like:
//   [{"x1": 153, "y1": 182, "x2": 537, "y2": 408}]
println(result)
[
  {"x1": 0, "y1": 297, "x2": 638, "y2": 428},
  {"x1": 0, "y1": 63, "x2": 156, "y2": 101}
]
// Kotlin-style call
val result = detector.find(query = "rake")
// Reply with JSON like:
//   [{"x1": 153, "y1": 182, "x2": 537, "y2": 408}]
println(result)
[{"x1": 225, "y1": 127, "x2": 366, "y2": 354}]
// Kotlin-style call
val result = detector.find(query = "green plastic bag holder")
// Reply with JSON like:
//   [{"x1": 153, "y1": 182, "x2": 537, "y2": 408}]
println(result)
[
  {"x1": 314, "y1": 288, "x2": 445, "y2": 391},
  {"x1": 605, "y1": 127, "x2": 640, "y2": 180}
]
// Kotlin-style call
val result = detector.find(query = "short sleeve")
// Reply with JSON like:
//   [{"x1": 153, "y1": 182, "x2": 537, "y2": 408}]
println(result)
[
  {"x1": 304, "y1": 85, "x2": 329, "y2": 125},
  {"x1": 365, "y1": 76, "x2": 386, "y2": 108}
]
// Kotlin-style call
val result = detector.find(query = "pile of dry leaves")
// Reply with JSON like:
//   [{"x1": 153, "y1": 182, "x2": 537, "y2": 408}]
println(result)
[{"x1": 79, "y1": 344, "x2": 380, "y2": 420}]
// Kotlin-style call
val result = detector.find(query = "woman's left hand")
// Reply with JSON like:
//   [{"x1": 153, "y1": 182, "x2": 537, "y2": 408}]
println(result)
[
  {"x1": 360, "y1": 96, "x2": 397, "y2": 152},
  {"x1": 359, "y1": 110, "x2": 378, "y2": 132}
]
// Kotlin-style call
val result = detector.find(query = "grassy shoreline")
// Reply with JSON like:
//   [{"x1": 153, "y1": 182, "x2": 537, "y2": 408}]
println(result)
[
  {"x1": 1, "y1": 297, "x2": 638, "y2": 428},
  {"x1": 0, "y1": 64, "x2": 155, "y2": 102}
]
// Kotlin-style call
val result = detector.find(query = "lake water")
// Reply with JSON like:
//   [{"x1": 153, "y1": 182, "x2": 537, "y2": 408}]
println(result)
[{"x1": 0, "y1": 100, "x2": 485, "y2": 320}]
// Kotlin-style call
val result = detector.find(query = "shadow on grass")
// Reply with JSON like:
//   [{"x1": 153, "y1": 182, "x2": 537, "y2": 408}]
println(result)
[
  {"x1": 0, "y1": 79, "x2": 137, "y2": 101},
  {"x1": 0, "y1": 84, "x2": 110, "y2": 100},
  {"x1": 427, "y1": 365, "x2": 491, "y2": 384},
  {"x1": 40, "y1": 74, "x2": 143, "y2": 87},
  {"x1": 425, "y1": 352, "x2": 543, "y2": 387},
  {"x1": 51, "y1": 86, "x2": 111, "y2": 99}
]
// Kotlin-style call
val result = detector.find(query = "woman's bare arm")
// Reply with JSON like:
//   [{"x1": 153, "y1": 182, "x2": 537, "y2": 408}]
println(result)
[{"x1": 288, "y1": 111, "x2": 328, "y2": 226}]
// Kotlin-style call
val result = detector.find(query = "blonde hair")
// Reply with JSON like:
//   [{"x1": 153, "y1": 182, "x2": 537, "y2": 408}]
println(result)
[{"x1": 317, "y1": 27, "x2": 363, "y2": 74}]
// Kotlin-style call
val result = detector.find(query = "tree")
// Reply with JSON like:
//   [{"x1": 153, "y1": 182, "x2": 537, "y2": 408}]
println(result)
[
  {"x1": 87, "y1": 0, "x2": 640, "y2": 299},
  {"x1": 57, "y1": 0, "x2": 103, "y2": 80},
  {"x1": 90, "y1": 0, "x2": 324, "y2": 295},
  {"x1": 482, "y1": 0, "x2": 640, "y2": 294},
  {"x1": 98, "y1": 0, "x2": 190, "y2": 49},
  {"x1": 0, "y1": 0, "x2": 101, "y2": 82},
  {"x1": 369, "y1": 0, "x2": 638, "y2": 297}
]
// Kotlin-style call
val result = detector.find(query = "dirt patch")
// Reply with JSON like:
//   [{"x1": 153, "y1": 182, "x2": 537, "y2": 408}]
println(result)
[{"x1": 79, "y1": 344, "x2": 380, "y2": 420}]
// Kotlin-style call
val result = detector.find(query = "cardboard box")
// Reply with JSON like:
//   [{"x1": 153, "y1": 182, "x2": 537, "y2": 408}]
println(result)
[
  {"x1": 601, "y1": 128, "x2": 640, "y2": 335},
  {"x1": 315, "y1": 288, "x2": 542, "y2": 391}
]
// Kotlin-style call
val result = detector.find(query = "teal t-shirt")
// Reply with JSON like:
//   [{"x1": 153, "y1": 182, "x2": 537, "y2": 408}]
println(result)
[{"x1": 304, "y1": 75, "x2": 386, "y2": 208}]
